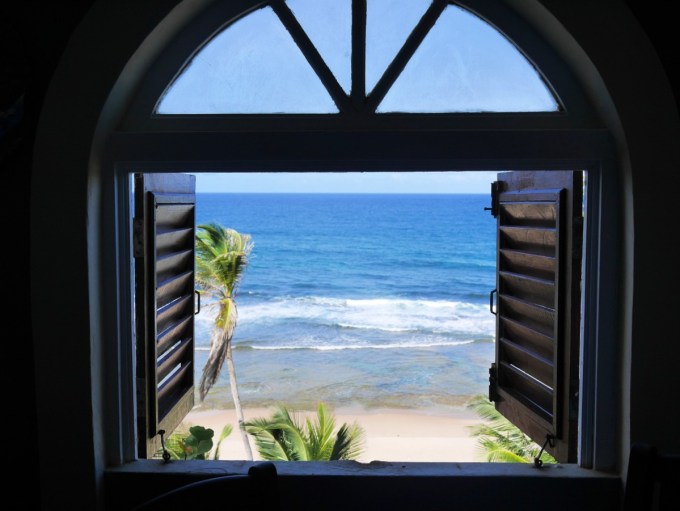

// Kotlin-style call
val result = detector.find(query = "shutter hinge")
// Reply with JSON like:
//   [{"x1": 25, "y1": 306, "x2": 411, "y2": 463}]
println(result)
[
  {"x1": 133, "y1": 217, "x2": 144, "y2": 258},
  {"x1": 488, "y1": 363, "x2": 499, "y2": 402},
  {"x1": 569, "y1": 380, "x2": 579, "y2": 421},
  {"x1": 484, "y1": 181, "x2": 501, "y2": 218},
  {"x1": 572, "y1": 216, "x2": 583, "y2": 260}
]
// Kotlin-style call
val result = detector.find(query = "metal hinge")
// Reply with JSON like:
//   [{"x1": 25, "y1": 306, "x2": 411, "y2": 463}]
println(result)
[
  {"x1": 569, "y1": 379, "x2": 580, "y2": 421},
  {"x1": 572, "y1": 216, "x2": 583, "y2": 260},
  {"x1": 488, "y1": 363, "x2": 498, "y2": 402},
  {"x1": 133, "y1": 217, "x2": 144, "y2": 258},
  {"x1": 484, "y1": 181, "x2": 501, "y2": 218}
]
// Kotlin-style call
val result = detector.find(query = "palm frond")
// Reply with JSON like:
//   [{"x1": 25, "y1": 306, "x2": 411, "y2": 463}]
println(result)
[
  {"x1": 211, "y1": 424, "x2": 233, "y2": 460},
  {"x1": 244, "y1": 407, "x2": 306, "y2": 461},
  {"x1": 330, "y1": 422, "x2": 365, "y2": 461},
  {"x1": 467, "y1": 394, "x2": 556, "y2": 464},
  {"x1": 243, "y1": 425, "x2": 292, "y2": 461},
  {"x1": 244, "y1": 403, "x2": 364, "y2": 461},
  {"x1": 195, "y1": 223, "x2": 253, "y2": 300},
  {"x1": 306, "y1": 402, "x2": 336, "y2": 460},
  {"x1": 476, "y1": 437, "x2": 530, "y2": 463}
]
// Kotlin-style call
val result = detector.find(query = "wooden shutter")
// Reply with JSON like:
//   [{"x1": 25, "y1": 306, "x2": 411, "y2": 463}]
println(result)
[
  {"x1": 134, "y1": 173, "x2": 197, "y2": 458},
  {"x1": 489, "y1": 171, "x2": 582, "y2": 462}
]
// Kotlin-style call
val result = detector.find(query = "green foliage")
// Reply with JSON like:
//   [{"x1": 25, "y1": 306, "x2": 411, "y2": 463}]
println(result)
[
  {"x1": 244, "y1": 403, "x2": 365, "y2": 461},
  {"x1": 212, "y1": 424, "x2": 234, "y2": 460},
  {"x1": 195, "y1": 223, "x2": 253, "y2": 303},
  {"x1": 467, "y1": 394, "x2": 557, "y2": 464},
  {"x1": 156, "y1": 424, "x2": 233, "y2": 461}
]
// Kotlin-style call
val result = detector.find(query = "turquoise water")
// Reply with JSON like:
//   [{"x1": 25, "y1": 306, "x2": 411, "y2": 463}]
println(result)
[{"x1": 194, "y1": 193, "x2": 496, "y2": 410}]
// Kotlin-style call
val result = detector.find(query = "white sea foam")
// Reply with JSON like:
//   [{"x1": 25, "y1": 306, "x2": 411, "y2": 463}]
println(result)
[
  {"x1": 240, "y1": 296, "x2": 492, "y2": 332},
  {"x1": 195, "y1": 295, "x2": 495, "y2": 351},
  {"x1": 244, "y1": 339, "x2": 476, "y2": 351}
]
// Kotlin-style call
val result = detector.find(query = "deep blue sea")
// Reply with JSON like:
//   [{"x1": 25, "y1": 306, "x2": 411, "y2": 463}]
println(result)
[{"x1": 194, "y1": 193, "x2": 496, "y2": 411}]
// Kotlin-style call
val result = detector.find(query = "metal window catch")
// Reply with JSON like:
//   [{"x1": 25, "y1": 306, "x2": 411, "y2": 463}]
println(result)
[
  {"x1": 489, "y1": 288, "x2": 497, "y2": 315},
  {"x1": 484, "y1": 181, "x2": 501, "y2": 218},
  {"x1": 158, "y1": 429, "x2": 171, "y2": 463},
  {"x1": 534, "y1": 434, "x2": 555, "y2": 468},
  {"x1": 195, "y1": 290, "x2": 201, "y2": 315}
]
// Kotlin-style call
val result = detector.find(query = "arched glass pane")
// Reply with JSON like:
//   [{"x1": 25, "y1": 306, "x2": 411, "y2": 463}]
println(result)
[
  {"x1": 287, "y1": 0, "x2": 351, "y2": 93},
  {"x1": 156, "y1": 7, "x2": 338, "y2": 114},
  {"x1": 366, "y1": 0, "x2": 433, "y2": 93},
  {"x1": 377, "y1": 5, "x2": 559, "y2": 113}
]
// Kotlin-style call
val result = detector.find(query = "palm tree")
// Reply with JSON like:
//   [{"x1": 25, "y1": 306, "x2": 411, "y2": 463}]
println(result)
[
  {"x1": 244, "y1": 403, "x2": 365, "y2": 461},
  {"x1": 195, "y1": 223, "x2": 254, "y2": 460},
  {"x1": 467, "y1": 394, "x2": 556, "y2": 464}
]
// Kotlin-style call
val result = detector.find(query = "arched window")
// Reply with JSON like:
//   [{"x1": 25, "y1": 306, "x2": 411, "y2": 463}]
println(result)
[{"x1": 106, "y1": 0, "x2": 614, "y2": 474}]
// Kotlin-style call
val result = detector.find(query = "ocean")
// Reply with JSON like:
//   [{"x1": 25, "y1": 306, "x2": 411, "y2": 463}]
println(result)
[{"x1": 194, "y1": 193, "x2": 496, "y2": 411}]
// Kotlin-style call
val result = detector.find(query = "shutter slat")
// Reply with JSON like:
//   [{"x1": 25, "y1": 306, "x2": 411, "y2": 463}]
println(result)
[
  {"x1": 499, "y1": 361, "x2": 553, "y2": 422},
  {"x1": 499, "y1": 294, "x2": 555, "y2": 336},
  {"x1": 156, "y1": 270, "x2": 193, "y2": 307},
  {"x1": 499, "y1": 271, "x2": 555, "y2": 309},
  {"x1": 158, "y1": 362, "x2": 192, "y2": 414},
  {"x1": 156, "y1": 227, "x2": 193, "y2": 254},
  {"x1": 157, "y1": 316, "x2": 192, "y2": 356},
  {"x1": 499, "y1": 315, "x2": 554, "y2": 360},
  {"x1": 500, "y1": 249, "x2": 555, "y2": 280},
  {"x1": 500, "y1": 226, "x2": 556, "y2": 256},
  {"x1": 157, "y1": 249, "x2": 193, "y2": 277},
  {"x1": 499, "y1": 337, "x2": 554, "y2": 387},
  {"x1": 156, "y1": 203, "x2": 194, "y2": 228},
  {"x1": 157, "y1": 294, "x2": 193, "y2": 335},
  {"x1": 499, "y1": 201, "x2": 557, "y2": 227},
  {"x1": 157, "y1": 337, "x2": 193, "y2": 383}
]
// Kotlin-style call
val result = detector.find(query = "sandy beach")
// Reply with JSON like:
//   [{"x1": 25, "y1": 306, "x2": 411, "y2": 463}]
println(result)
[{"x1": 180, "y1": 406, "x2": 482, "y2": 462}]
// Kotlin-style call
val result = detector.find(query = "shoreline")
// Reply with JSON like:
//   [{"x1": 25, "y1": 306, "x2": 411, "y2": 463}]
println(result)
[{"x1": 180, "y1": 405, "x2": 482, "y2": 463}]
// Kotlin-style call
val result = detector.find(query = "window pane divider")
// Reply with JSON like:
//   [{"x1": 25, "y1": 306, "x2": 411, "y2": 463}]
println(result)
[
  {"x1": 351, "y1": 0, "x2": 366, "y2": 109},
  {"x1": 365, "y1": 0, "x2": 447, "y2": 112},
  {"x1": 271, "y1": 0, "x2": 353, "y2": 113}
]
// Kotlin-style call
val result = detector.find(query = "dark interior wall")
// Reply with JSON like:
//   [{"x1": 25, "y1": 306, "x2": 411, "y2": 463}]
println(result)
[
  {"x1": 626, "y1": 0, "x2": 679, "y2": 108},
  {"x1": 2, "y1": 3, "x2": 94, "y2": 510}
]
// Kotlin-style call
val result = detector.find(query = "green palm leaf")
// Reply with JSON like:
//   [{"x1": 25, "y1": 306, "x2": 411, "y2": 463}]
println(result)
[
  {"x1": 467, "y1": 394, "x2": 556, "y2": 464},
  {"x1": 211, "y1": 424, "x2": 233, "y2": 460},
  {"x1": 244, "y1": 403, "x2": 365, "y2": 462}
]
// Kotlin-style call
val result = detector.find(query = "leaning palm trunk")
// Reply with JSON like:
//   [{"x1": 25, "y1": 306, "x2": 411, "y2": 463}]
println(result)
[
  {"x1": 199, "y1": 300, "x2": 253, "y2": 460},
  {"x1": 224, "y1": 338, "x2": 252, "y2": 459}
]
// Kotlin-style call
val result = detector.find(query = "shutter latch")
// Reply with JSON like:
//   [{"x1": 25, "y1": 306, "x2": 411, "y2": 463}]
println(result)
[
  {"x1": 534, "y1": 434, "x2": 555, "y2": 468},
  {"x1": 158, "y1": 429, "x2": 171, "y2": 463},
  {"x1": 488, "y1": 363, "x2": 498, "y2": 402},
  {"x1": 484, "y1": 181, "x2": 501, "y2": 218}
]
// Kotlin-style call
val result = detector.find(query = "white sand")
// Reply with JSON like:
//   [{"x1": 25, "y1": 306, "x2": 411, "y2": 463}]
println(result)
[{"x1": 180, "y1": 406, "x2": 481, "y2": 462}]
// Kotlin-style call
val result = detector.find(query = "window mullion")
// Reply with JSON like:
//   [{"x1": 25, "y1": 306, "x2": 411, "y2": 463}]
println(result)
[
  {"x1": 351, "y1": 0, "x2": 366, "y2": 110},
  {"x1": 365, "y1": 0, "x2": 447, "y2": 112},
  {"x1": 271, "y1": 0, "x2": 353, "y2": 113}
]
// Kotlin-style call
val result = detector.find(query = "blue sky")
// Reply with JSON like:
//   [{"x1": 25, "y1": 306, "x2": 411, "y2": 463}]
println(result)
[
  {"x1": 193, "y1": 171, "x2": 497, "y2": 193},
  {"x1": 159, "y1": 1, "x2": 556, "y2": 114}
]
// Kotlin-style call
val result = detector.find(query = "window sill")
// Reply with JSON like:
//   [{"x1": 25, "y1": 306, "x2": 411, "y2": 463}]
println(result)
[{"x1": 105, "y1": 460, "x2": 621, "y2": 510}]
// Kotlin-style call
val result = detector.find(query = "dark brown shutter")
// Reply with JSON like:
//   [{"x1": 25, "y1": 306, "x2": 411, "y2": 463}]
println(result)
[
  {"x1": 489, "y1": 171, "x2": 582, "y2": 462},
  {"x1": 134, "y1": 173, "x2": 196, "y2": 458}
]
